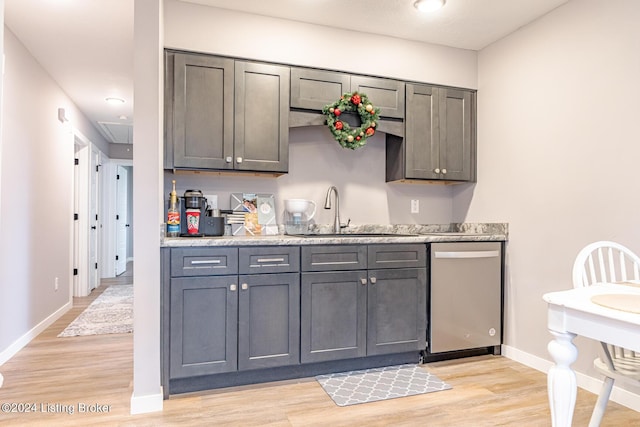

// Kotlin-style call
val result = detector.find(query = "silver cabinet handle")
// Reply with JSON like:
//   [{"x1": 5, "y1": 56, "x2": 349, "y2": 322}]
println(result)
[
  {"x1": 230, "y1": 284, "x2": 237, "y2": 291},
  {"x1": 360, "y1": 278, "x2": 367, "y2": 285},
  {"x1": 236, "y1": 157, "x2": 243, "y2": 163},
  {"x1": 442, "y1": 168, "x2": 447, "y2": 174},
  {"x1": 241, "y1": 283, "x2": 248, "y2": 290},
  {"x1": 434, "y1": 250, "x2": 500, "y2": 259},
  {"x1": 190, "y1": 259, "x2": 221, "y2": 265},
  {"x1": 256, "y1": 258, "x2": 285, "y2": 263},
  {"x1": 370, "y1": 277, "x2": 377, "y2": 284},
  {"x1": 225, "y1": 156, "x2": 232, "y2": 163}
]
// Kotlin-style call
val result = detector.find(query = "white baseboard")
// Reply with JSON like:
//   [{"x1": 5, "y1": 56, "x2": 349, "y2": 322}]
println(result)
[
  {"x1": 0, "y1": 301, "x2": 72, "y2": 367},
  {"x1": 502, "y1": 345, "x2": 640, "y2": 412},
  {"x1": 130, "y1": 388, "x2": 163, "y2": 414}
]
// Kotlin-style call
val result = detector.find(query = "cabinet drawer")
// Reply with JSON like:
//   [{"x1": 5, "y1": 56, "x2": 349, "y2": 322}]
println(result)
[
  {"x1": 239, "y1": 246, "x2": 300, "y2": 274},
  {"x1": 170, "y1": 248, "x2": 238, "y2": 277},
  {"x1": 301, "y1": 245, "x2": 367, "y2": 272},
  {"x1": 368, "y1": 244, "x2": 426, "y2": 270}
]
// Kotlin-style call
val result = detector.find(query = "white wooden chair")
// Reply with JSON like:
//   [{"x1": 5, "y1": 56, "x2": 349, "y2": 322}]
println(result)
[{"x1": 572, "y1": 241, "x2": 640, "y2": 427}]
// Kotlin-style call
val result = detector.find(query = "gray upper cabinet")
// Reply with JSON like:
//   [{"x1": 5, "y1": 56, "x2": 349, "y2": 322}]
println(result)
[
  {"x1": 290, "y1": 67, "x2": 350, "y2": 111},
  {"x1": 290, "y1": 68, "x2": 405, "y2": 123},
  {"x1": 350, "y1": 75, "x2": 405, "y2": 119},
  {"x1": 168, "y1": 53, "x2": 234, "y2": 170},
  {"x1": 165, "y1": 51, "x2": 290, "y2": 173},
  {"x1": 234, "y1": 62, "x2": 290, "y2": 173},
  {"x1": 387, "y1": 83, "x2": 475, "y2": 182},
  {"x1": 438, "y1": 87, "x2": 473, "y2": 181}
]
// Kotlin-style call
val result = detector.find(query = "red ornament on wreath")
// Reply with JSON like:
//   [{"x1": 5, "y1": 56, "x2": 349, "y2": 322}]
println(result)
[{"x1": 322, "y1": 91, "x2": 381, "y2": 150}]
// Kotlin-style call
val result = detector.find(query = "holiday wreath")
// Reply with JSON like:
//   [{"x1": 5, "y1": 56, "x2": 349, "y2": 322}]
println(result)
[{"x1": 322, "y1": 92, "x2": 381, "y2": 150}]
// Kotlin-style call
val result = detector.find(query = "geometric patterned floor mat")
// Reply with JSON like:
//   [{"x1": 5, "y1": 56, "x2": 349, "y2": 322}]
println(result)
[{"x1": 316, "y1": 364, "x2": 452, "y2": 406}]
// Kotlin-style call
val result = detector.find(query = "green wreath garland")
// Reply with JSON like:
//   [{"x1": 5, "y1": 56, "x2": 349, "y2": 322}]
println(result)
[{"x1": 322, "y1": 92, "x2": 381, "y2": 150}]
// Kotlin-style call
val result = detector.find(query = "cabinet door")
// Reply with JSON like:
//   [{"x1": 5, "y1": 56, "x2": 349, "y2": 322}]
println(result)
[
  {"x1": 404, "y1": 83, "x2": 440, "y2": 180},
  {"x1": 350, "y1": 75, "x2": 405, "y2": 119},
  {"x1": 290, "y1": 67, "x2": 350, "y2": 111},
  {"x1": 367, "y1": 268, "x2": 426, "y2": 356},
  {"x1": 439, "y1": 88, "x2": 473, "y2": 181},
  {"x1": 171, "y1": 53, "x2": 234, "y2": 170},
  {"x1": 234, "y1": 61, "x2": 290, "y2": 173},
  {"x1": 301, "y1": 271, "x2": 367, "y2": 363},
  {"x1": 170, "y1": 276, "x2": 238, "y2": 378},
  {"x1": 238, "y1": 273, "x2": 300, "y2": 370}
]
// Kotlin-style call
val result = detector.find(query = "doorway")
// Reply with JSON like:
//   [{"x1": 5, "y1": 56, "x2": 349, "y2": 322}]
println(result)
[
  {"x1": 101, "y1": 160, "x2": 133, "y2": 279},
  {"x1": 73, "y1": 132, "x2": 103, "y2": 297}
]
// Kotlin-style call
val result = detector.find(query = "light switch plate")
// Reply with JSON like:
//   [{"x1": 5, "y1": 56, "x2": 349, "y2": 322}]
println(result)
[{"x1": 411, "y1": 199, "x2": 419, "y2": 213}]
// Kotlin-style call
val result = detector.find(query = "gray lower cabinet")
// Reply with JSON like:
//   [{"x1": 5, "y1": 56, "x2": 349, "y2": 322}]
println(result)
[
  {"x1": 165, "y1": 51, "x2": 290, "y2": 173},
  {"x1": 300, "y1": 244, "x2": 426, "y2": 363},
  {"x1": 170, "y1": 275, "x2": 238, "y2": 378},
  {"x1": 238, "y1": 272, "x2": 300, "y2": 370},
  {"x1": 168, "y1": 246, "x2": 300, "y2": 380},
  {"x1": 301, "y1": 270, "x2": 367, "y2": 363},
  {"x1": 367, "y1": 267, "x2": 427, "y2": 355},
  {"x1": 386, "y1": 83, "x2": 475, "y2": 182}
]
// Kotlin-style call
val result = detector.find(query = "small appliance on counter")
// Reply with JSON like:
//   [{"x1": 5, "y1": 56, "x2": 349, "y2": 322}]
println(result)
[
  {"x1": 283, "y1": 199, "x2": 316, "y2": 235},
  {"x1": 179, "y1": 190, "x2": 225, "y2": 236}
]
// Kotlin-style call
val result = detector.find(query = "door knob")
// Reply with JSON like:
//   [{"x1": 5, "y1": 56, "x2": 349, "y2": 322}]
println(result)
[
  {"x1": 360, "y1": 278, "x2": 367, "y2": 285},
  {"x1": 236, "y1": 157, "x2": 243, "y2": 163},
  {"x1": 370, "y1": 277, "x2": 377, "y2": 284},
  {"x1": 434, "y1": 168, "x2": 440, "y2": 174},
  {"x1": 241, "y1": 283, "x2": 248, "y2": 290},
  {"x1": 230, "y1": 284, "x2": 237, "y2": 291},
  {"x1": 442, "y1": 168, "x2": 447, "y2": 174},
  {"x1": 226, "y1": 156, "x2": 232, "y2": 163}
]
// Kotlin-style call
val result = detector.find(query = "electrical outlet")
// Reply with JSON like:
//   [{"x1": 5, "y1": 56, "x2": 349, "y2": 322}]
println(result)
[
  {"x1": 54, "y1": 277, "x2": 59, "y2": 291},
  {"x1": 411, "y1": 199, "x2": 419, "y2": 214}
]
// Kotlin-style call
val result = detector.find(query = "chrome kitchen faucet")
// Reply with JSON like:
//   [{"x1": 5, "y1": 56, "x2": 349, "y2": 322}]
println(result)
[{"x1": 324, "y1": 186, "x2": 341, "y2": 234}]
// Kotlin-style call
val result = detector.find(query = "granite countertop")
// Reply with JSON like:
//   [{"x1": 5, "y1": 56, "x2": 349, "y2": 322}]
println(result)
[{"x1": 161, "y1": 223, "x2": 508, "y2": 247}]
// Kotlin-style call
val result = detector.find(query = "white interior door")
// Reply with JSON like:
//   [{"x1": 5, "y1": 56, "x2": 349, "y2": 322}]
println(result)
[
  {"x1": 115, "y1": 166, "x2": 128, "y2": 275},
  {"x1": 88, "y1": 146, "x2": 100, "y2": 290}
]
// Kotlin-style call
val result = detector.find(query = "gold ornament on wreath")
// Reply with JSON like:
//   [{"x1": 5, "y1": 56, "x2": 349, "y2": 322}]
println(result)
[{"x1": 322, "y1": 91, "x2": 381, "y2": 150}]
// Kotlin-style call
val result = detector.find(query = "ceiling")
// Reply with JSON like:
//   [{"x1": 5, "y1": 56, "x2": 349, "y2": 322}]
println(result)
[{"x1": 4, "y1": 0, "x2": 568, "y2": 145}]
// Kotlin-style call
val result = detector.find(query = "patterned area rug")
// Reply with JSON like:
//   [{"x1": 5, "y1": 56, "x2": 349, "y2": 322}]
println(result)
[
  {"x1": 316, "y1": 364, "x2": 452, "y2": 406},
  {"x1": 58, "y1": 285, "x2": 133, "y2": 337}
]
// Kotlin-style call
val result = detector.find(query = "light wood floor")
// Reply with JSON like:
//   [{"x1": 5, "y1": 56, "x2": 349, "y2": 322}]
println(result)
[{"x1": 0, "y1": 263, "x2": 638, "y2": 426}]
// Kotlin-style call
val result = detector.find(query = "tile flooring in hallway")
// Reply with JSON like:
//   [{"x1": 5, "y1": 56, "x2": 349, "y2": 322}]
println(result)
[{"x1": 0, "y1": 261, "x2": 638, "y2": 426}]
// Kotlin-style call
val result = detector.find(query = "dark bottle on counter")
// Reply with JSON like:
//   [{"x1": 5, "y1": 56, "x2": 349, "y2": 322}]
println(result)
[{"x1": 167, "y1": 180, "x2": 180, "y2": 237}]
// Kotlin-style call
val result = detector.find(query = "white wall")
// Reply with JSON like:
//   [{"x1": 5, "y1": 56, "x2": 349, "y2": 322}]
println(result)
[
  {"x1": 163, "y1": 0, "x2": 478, "y2": 226},
  {"x1": 164, "y1": 1, "x2": 477, "y2": 90},
  {"x1": 0, "y1": 27, "x2": 109, "y2": 360},
  {"x1": 454, "y1": 0, "x2": 640, "y2": 395}
]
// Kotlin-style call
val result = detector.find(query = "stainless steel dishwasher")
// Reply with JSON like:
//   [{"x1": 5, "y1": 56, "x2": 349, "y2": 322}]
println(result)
[{"x1": 428, "y1": 242, "x2": 503, "y2": 355}]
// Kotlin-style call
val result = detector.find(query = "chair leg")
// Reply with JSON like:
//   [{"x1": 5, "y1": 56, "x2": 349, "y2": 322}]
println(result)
[{"x1": 588, "y1": 376, "x2": 614, "y2": 427}]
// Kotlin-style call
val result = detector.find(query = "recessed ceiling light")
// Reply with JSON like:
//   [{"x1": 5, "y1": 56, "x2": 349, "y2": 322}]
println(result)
[
  {"x1": 105, "y1": 97, "x2": 125, "y2": 105},
  {"x1": 414, "y1": 0, "x2": 446, "y2": 13}
]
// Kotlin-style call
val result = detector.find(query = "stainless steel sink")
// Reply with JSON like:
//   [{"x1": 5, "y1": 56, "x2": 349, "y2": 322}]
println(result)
[
  {"x1": 289, "y1": 233, "x2": 418, "y2": 238},
  {"x1": 421, "y1": 232, "x2": 494, "y2": 236}
]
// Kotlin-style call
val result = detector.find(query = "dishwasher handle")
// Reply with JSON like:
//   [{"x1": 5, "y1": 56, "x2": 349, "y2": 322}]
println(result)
[{"x1": 434, "y1": 250, "x2": 500, "y2": 259}]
